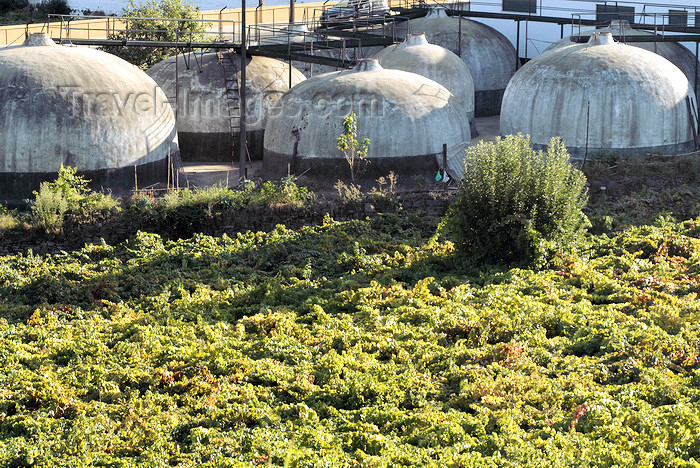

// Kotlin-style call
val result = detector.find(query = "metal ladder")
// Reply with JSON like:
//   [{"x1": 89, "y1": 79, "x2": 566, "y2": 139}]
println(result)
[{"x1": 217, "y1": 49, "x2": 251, "y2": 164}]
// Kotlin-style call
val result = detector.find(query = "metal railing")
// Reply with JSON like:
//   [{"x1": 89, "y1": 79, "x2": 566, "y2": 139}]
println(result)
[{"x1": 45, "y1": 13, "x2": 236, "y2": 43}]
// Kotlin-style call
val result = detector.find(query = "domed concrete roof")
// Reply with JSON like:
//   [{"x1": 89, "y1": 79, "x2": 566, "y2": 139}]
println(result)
[
  {"x1": 548, "y1": 21, "x2": 700, "y2": 98},
  {"x1": 0, "y1": 33, "x2": 178, "y2": 204},
  {"x1": 263, "y1": 59, "x2": 472, "y2": 180},
  {"x1": 500, "y1": 32, "x2": 697, "y2": 158},
  {"x1": 372, "y1": 33, "x2": 477, "y2": 136},
  {"x1": 396, "y1": 7, "x2": 516, "y2": 117}
]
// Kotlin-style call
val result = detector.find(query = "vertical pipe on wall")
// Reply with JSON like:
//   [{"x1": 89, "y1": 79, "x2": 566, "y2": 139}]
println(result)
[
  {"x1": 515, "y1": 20, "x2": 520, "y2": 70},
  {"x1": 695, "y1": 42, "x2": 699, "y2": 112},
  {"x1": 240, "y1": 0, "x2": 247, "y2": 180}
]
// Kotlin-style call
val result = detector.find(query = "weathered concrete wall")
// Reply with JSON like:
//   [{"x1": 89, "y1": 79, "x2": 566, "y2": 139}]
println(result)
[
  {"x1": 0, "y1": 159, "x2": 169, "y2": 207},
  {"x1": 147, "y1": 52, "x2": 305, "y2": 161},
  {"x1": 0, "y1": 34, "x2": 177, "y2": 204},
  {"x1": 263, "y1": 59, "x2": 471, "y2": 180},
  {"x1": 177, "y1": 129, "x2": 265, "y2": 162},
  {"x1": 500, "y1": 33, "x2": 697, "y2": 157}
]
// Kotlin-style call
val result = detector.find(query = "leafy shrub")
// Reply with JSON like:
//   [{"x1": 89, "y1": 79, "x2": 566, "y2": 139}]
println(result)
[
  {"x1": 36, "y1": 0, "x2": 70, "y2": 15},
  {"x1": 0, "y1": 205, "x2": 19, "y2": 231},
  {"x1": 444, "y1": 134, "x2": 588, "y2": 265},
  {"x1": 0, "y1": 0, "x2": 72, "y2": 24},
  {"x1": 31, "y1": 182, "x2": 69, "y2": 233},
  {"x1": 31, "y1": 165, "x2": 118, "y2": 232},
  {"x1": 137, "y1": 179, "x2": 315, "y2": 236},
  {"x1": 256, "y1": 176, "x2": 315, "y2": 206},
  {"x1": 102, "y1": 0, "x2": 208, "y2": 69},
  {"x1": 0, "y1": 0, "x2": 27, "y2": 15},
  {"x1": 337, "y1": 112, "x2": 370, "y2": 183},
  {"x1": 158, "y1": 177, "x2": 314, "y2": 213}
]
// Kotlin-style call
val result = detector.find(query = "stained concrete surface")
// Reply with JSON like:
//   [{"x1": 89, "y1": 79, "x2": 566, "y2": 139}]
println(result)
[{"x1": 179, "y1": 116, "x2": 501, "y2": 188}]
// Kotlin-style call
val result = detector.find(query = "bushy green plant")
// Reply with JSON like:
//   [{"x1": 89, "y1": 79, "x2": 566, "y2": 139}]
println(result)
[
  {"x1": 0, "y1": 0, "x2": 68, "y2": 24},
  {"x1": 0, "y1": 205, "x2": 19, "y2": 231},
  {"x1": 31, "y1": 165, "x2": 118, "y2": 232},
  {"x1": 158, "y1": 178, "x2": 314, "y2": 213},
  {"x1": 444, "y1": 134, "x2": 589, "y2": 265},
  {"x1": 36, "y1": 0, "x2": 70, "y2": 16},
  {"x1": 257, "y1": 176, "x2": 315, "y2": 206},
  {"x1": 102, "y1": 0, "x2": 208, "y2": 69},
  {"x1": 0, "y1": 0, "x2": 27, "y2": 16},
  {"x1": 32, "y1": 182, "x2": 69, "y2": 233}
]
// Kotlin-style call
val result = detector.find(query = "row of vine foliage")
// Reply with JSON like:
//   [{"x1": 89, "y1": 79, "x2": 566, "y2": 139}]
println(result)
[{"x1": 1, "y1": 137, "x2": 699, "y2": 466}]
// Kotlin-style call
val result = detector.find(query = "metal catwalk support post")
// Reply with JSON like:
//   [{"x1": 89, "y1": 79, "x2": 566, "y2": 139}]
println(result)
[
  {"x1": 515, "y1": 20, "x2": 520, "y2": 70},
  {"x1": 175, "y1": 28, "x2": 179, "y2": 122},
  {"x1": 286, "y1": 31, "x2": 292, "y2": 87},
  {"x1": 525, "y1": 19, "x2": 528, "y2": 60},
  {"x1": 458, "y1": 13, "x2": 462, "y2": 56},
  {"x1": 583, "y1": 101, "x2": 590, "y2": 168},
  {"x1": 240, "y1": 0, "x2": 247, "y2": 180},
  {"x1": 219, "y1": 7, "x2": 226, "y2": 39},
  {"x1": 290, "y1": 0, "x2": 295, "y2": 24},
  {"x1": 654, "y1": 26, "x2": 658, "y2": 54},
  {"x1": 288, "y1": 36, "x2": 292, "y2": 87}
]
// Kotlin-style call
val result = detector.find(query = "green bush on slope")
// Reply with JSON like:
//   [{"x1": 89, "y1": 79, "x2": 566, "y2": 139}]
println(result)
[{"x1": 445, "y1": 134, "x2": 589, "y2": 266}]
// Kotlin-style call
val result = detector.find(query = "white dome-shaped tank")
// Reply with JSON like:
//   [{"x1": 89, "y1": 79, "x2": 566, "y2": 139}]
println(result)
[
  {"x1": 147, "y1": 50, "x2": 306, "y2": 161},
  {"x1": 0, "y1": 33, "x2": 178, "y2": 205},
  {"x1": 371, "y1": 33, "x2": 477, "y2": 137},
  {"x1": 500, "y1": 32, "x2": 698, "y2": 158},
  {"x1": 547, "y1": 20, "x2": 700, "y2": 98},
  {"x1": 395, "y1": 7, "x2": 516, "y2": 117},
  {"x1": 263, "y1": 59, "x2": 471, "y2": 180}
]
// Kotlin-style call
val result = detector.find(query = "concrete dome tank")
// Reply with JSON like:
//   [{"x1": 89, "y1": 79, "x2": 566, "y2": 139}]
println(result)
[
  {"x1": 263, "y1": 59, "x2": 472, "y2": 180},
  {"x1": 395, "y1": 7, "x2": 516, "y2": 117},
  {"x1": 547, "y1": 20, "x2": 700, "y2": 98},
  {"x1": 500, "y1": 32, "x2": 698, "y2": 158},
  {"x1": 371, "y1": 33, "x2": 477, "y2": 137},
  {"x1": 0, "y1": 33, "x2": 178, "y2": 205},
  {"x1": 146, "y1": 50, "x2": 306, "y2": 161}
]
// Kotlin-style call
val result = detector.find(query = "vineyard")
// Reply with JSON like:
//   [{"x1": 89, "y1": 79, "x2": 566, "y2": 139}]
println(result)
[{"x1": 1, "y1": 159, "x2": 700, "y2": 466}]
